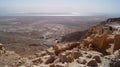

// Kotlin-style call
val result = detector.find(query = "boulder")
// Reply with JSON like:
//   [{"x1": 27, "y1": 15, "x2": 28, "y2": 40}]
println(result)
[
  {"x1": 66, "y1": 55, "x2": 74, "y2": 62},
  {"x1": 45, "y1": 55, "x2": 56, "y2": 64},
  {"x1": 72, "y1": 51, "x2": 83, "y2": 59},
  {"x1": 55, "y1": 65, "x2": 64, "y2": 67},
  {"x1": 58, "y1": 53, "x2": 74, "y2": 63},
  {"x1": 114, "y1": 35, "x2": 120, "y2": 50},
  {"x1": 32, "y1": 65, "x2": 40, "y2": 67},
  {"x1": 49, "y1": 64, "x2": 55, "y2": 67},
  {"x1": 55, "y1": 63, "x2": 67, "y2": 67},
  {"x1": 53, "y1": 45, "x2": 60, "y2": 55},
  {"x1": 110, "y1": 59, "x2": 120, "y2": 67},
  {"x1": 58, "y1": 53, "x2": 67, "y2": 63},
  {"x1": 65, "y1": 42, "x2": 80, "y2": 50},
  {"x1": 87, "y1": 59, "x2": 98, "y2": 66},
  {"x1": 86, "y1": 54, "x2": 92, "y2": 58},
  {"x1": 0, "y1": 43, "x2": 6, "y2": 56},
  {"x1": 32, "y1": 58, "x2": 43, "y2": 65},
  {"x1": 93, "y1": 55, "x2": 101, "y2": 63},
  {"x1": 68, "y1": 62, "x2": 81, "y2": 67},
  {"x1": 0, "y1": 43, "x2": 3, "y2": 50},
  {"x1": 77, "y1": 57, "x2": 87, "y2": 64},
  {"x1": 91, "y1": 35, "x2": 114, "y2": 55},
  {"x1": 114, "y1": 49, "x2": 120, "y2": 59}
]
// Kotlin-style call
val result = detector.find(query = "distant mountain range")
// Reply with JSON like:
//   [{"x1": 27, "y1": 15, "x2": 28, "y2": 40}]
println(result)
[{"x1": 0, "y1": 12, "x2": 120, "y2": 17}]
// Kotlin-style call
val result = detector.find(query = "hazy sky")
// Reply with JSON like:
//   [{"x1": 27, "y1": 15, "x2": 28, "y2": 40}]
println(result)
[{"x1": 0, "y1": 0, "x2": 120, "y2": 16}]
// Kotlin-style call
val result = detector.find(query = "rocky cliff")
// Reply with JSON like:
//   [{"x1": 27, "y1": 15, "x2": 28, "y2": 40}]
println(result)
[{"x1": 1, "y1": 18, "x2": 120, "y2": 67}]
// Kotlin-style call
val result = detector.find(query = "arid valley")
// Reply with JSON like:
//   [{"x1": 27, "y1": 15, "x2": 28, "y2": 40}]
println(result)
[
  {"x1": 1, "y1": 16, "x2": 120, "y2": 67},
  {"x1": 0, "y1": 16, "x2": 106, "y2": 56}
]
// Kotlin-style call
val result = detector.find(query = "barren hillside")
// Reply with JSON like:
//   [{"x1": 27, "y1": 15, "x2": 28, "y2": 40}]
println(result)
[{"x1": 0, "y1": 17, "x2": 120, "y2": 67}]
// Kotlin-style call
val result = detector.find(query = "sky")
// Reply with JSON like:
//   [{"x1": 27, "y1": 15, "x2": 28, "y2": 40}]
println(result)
[{"x1": 0, "y1": 0, "x2": 120, "y2": 16}]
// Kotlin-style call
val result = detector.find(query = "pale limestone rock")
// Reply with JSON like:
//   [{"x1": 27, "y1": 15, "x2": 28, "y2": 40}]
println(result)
[
  {"x1": 32, "y1": 65, "x2": 40, "y2": 67},
  {"x1": 55, "y1": 63, "x2": 67, "y2": 67},
  {"x1": 32, "y1": 57, "x2": 43, "y2": 65},
  {"x1": 77, "y1": 57, "x2": 87, "y2": 64},
  {"x1": 68, "y1": 62, "x2": 81, "y2": 67},
  {"x1": 86, "y1": 54, "x2": 92, "y2": 58},
  {"x1": 114, "y1": 49, "x2": 120, "y2": 59}
]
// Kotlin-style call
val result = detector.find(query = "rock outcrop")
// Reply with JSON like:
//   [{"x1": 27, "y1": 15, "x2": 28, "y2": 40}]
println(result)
[
  {"x1": 0, "y1": 43, "x2": 24, "y2": 67},
  {"x1": 0, "y1": 43, "x2": 6, "y2": 56}
]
